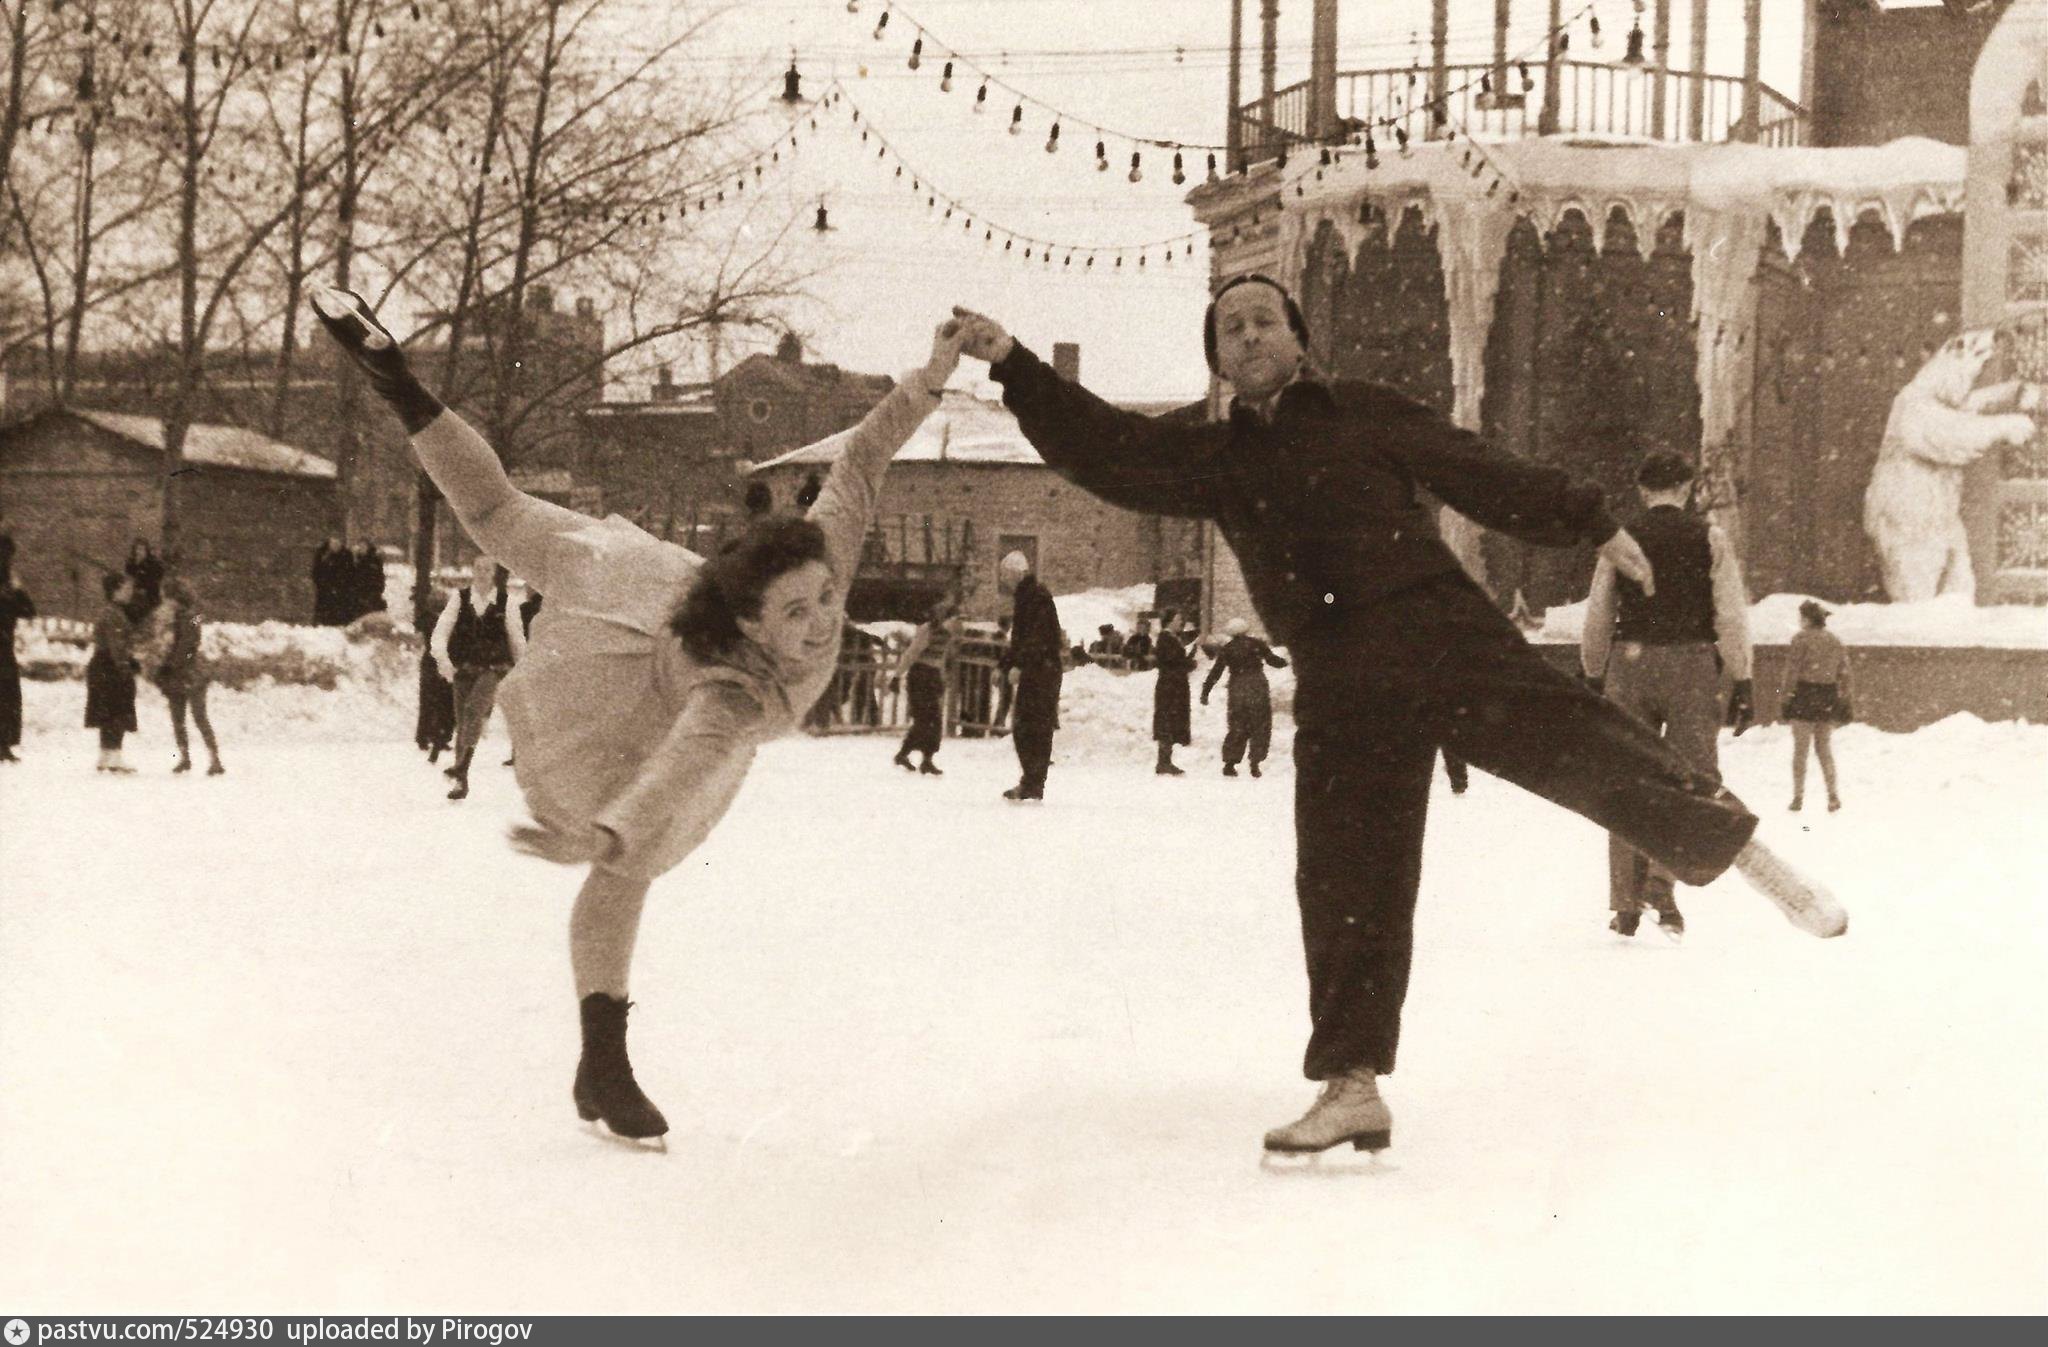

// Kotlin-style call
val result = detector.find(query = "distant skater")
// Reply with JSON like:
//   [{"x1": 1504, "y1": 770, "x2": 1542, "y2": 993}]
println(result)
[
  {"x1": 892, "y1": 597, "x2": 957, "y2": 776},
  {"x1": 1784, "y1": 600, "x2": 1852, "y2": 813},
  {"x1": 1200, "y1": 617, "x2": 1287, "y2": 778}
]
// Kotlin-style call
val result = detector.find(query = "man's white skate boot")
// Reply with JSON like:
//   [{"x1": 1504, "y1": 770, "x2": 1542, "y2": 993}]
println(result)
[
  {"x1": 1263, "y1": 1066, "x2": 1392, "y2": 1155},
  {"x1": 1732, "y1": 838, "x2": 1848, "y2": 938}
]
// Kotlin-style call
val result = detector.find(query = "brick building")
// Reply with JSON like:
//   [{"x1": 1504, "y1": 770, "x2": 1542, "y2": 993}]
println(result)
[
  {"x1": 576, "y1": 334, "x2": 897, "y2": 548},
  {"x1": 745, "y1": 346, "x2": 1192, "y2": 623},
  {"x1": 0, "y1": 408, "x2": 336, "y2": 621}
]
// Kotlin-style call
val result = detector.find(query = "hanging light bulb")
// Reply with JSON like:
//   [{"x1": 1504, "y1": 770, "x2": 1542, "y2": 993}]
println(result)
[
  {"x1": 780, "y1": 60, "x2": 802, "y2": 105},
  {"x1": 908, "y1": 37, "x2": 922, "y2": 71},
  {"x1": 1095, "y1": 140, "x2": 1108, "y2": 172},
  {"x1": 813, "y1": 203, "x2": 832, "y2": 232},
  {"x1": 1171, "y1": 152, "x2": 1186, "y2": 186},
  {"x1": 1009, "y1": 104, "x2": 1023, "y2": 134},
  {"x1": 974, "y1": 82, "x2": 988, "y2": 111},
  {"x1": 847, "y1": 0, "x2": 860, "y2": 10},
  {"x1": 1621, "y1": 22, "x2": 1647, "y2": 67},
  {"x1": 940, "y1": 60, "x2": 953, "y2": 92},
  {"x1": 1129, "y1": 152, "x2": 1143, "y2": 183},
  {"x1": 1045, "y1": 122, "x2": 1060, "y2": 153},
  {"x1": 1205, "y1": 152, "x2": 1219, "y2": 183},
  {"x1": 873, "y1": 11, "x2": 889, "y2": 40}
]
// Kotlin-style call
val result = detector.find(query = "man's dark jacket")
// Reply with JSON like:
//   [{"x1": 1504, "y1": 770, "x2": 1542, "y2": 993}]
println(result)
[{"x1": 992, "y1": 344, "x2": 1618, "y2": 647}]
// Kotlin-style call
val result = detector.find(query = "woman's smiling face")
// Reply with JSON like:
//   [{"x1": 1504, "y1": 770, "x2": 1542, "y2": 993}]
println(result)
[{"x1": 737, "y1": 560, "x2": 840, "y2": 664}]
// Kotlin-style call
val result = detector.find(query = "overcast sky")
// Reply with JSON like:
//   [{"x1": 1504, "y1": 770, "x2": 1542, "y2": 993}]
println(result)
[{"x1": 650, "y1": 1, "x2": 1813, "y2": 401}]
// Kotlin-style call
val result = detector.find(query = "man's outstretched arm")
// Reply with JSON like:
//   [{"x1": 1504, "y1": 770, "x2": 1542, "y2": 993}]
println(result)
[{"x1": 955, "y1": 308, "x2": 1225, "y2": 520}]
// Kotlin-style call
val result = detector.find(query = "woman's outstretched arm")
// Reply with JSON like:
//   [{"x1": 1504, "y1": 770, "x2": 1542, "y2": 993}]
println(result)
[{"x1": 806, "y1": 319, "x2": 965, "y2": 580}]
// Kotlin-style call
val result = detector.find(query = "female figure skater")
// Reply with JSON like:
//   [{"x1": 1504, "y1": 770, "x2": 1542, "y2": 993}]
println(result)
[
  {"x1": 1784, "y1": 600, "x2": 1851, "y2": 812},
  {"x1": 891, "y1": 595, "x2": 958, "y2": 775},
  {"x1": 314, "y1": 287, "x2": 961, "y2": 1142}
]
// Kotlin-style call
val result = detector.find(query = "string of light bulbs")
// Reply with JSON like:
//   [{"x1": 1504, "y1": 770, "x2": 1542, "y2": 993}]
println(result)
[{"x1": 822, "y1": 86, "x2": 1205, "y2": 275}]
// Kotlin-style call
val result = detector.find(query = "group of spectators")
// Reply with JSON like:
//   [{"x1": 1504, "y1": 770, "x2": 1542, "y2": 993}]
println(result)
[{"x1": 312, "y1": 536, "x2": 388, "y2": 626}]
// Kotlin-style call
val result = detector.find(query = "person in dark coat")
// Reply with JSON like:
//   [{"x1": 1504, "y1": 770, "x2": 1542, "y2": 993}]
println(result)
[
  {"x1": 1201, "y1": 617, "x2": 1289, "y2": 777},
  {"x1": 123, "y1": 539, "x2": 164, "y2": 625},
  {"x1": 998, "y1": 551, "x2": 1061, "y2": 801},
  {"x1": 0, "y1": 549, "x2": 34, "y2": 762},
  {"x1": 349, "y1": 541, "x2": 387, "y2": 623},
  {"x1": 1581, "y1": 451, "x2": 1756, "y2": 941},
  {"x1": 891, "y1": 598, "x2": 958, "y2": 775},
  {"x1": 150, "y1": 576, "x2": 224, "y2": 775},
  {"x1": 414, "y1": 588, "x2": 457, "y2": 761},
  {"x1": 1151, "y1": 609, "x2": 1196, "y2": 775},
  {"x1": 949, "y1": 284, "x2": 1844, "y2": 1158},
  {"x1": 313, "y1": 536, "x2": 352, "y2": 625},
  {"x1": 85, "y1": 573, "x2": 140, "y2": 773}
]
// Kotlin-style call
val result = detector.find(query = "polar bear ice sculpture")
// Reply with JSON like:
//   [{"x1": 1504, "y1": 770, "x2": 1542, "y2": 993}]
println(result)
[{"x1": 1862, "y1": 327, "x2": 2040, "y2": 602}]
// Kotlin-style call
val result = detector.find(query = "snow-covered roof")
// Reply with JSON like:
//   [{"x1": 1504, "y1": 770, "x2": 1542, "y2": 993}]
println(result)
[
  {"x1": 747, "y1": 388, "x2": 1201, "y2": 473},
  {"x1": 748, "y1": 389, "x2": 1049, "y2": 471},
  {"x1": 70, "y1": 409, "x2": 337, "y2": 479}
]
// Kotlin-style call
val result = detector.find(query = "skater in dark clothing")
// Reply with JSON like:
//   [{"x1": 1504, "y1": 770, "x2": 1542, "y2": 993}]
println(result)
[
  {"x1": 892, "y1": 598, "x2": 958, "y2": 775},
  {"x1": 150, "y1": 577, "x2": 224, "y2": 775},
  {"x1": 349, "y1": 541, "x2": 387, "y2": 623},
  {"x1": 1582, "y1": 451, "x2": 1755, "y2": 941},
  {"x1": 1151, "y1": 610, "x2": 1197, "y2": 775},
  {"x1": 123, "y1": 539, "x2": 164, "y2": 625},
  {"x1": 1201, "y1": 617, "x2": 1288, "y2": 777},
  {"x1": 999, "y1": 551, "x2": 1062, "y2": 801},
  {"x1": 85, "y1": 574, "x2": 140, "y2": 773},
  {"x1": 1783, "y1": 600, "x2": 1852, "y2": 813},
  {"x1": 950, "y1": 282, "x2": 1844, "y2": 1157},
  {"x1": 0, "y1": 552, "x2": 34, "y2": 762},
  {"x1": 313, "y1": 536, "x2": 352, "y2": 625},
  {"x1": 430, "y1": 556, "x2": 525, "y2": 800}
]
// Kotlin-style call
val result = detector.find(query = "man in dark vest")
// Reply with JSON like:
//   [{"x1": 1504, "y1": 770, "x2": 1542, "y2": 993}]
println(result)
[
  {"x1": 1581, "y1": 451, "x2": 1755, "y2": 942},
  {"x1": 430, "y1": 555, "x2": 525, "y2": 800},
  {"x1": 947, "y1": 283, "x2": 1844, "y2": 1159},
  {"x1": 997, "y1": 550, "x2": 1061, "y2": 802}
]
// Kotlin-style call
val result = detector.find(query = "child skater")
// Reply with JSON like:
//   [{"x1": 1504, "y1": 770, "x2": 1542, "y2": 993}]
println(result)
[{"x1": 1784, "y1": 600, "x2": 1852, "y2": 812}]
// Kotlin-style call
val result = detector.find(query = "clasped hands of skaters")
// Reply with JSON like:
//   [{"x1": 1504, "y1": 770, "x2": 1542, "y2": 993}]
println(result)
[{"x1": 948, "y1": 305, "x2": 1663, "y2": 596}]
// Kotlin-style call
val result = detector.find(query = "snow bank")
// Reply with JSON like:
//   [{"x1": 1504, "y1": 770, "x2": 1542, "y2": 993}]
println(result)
[
  {"x1": 1051, "y1": 584, "x2": 1157, "y2": 645},
  {"x1": 1538, "y1": 592, "x2": 2048, "y2": 648}
]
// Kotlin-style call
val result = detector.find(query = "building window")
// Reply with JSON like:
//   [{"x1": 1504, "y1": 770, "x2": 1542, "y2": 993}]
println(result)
[
  {"x1": 747, "y1": 398, "x2": 772, "y2": 424},
  {"x1": 997, "y1": 533, "x2": 1039, "y2": 585}
]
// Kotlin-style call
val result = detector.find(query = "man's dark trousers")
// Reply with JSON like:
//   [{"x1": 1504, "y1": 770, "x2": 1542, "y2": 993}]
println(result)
[
  {"x1": 1291, "y1": 576, "x2": 1756, "y2": 1080},
  {"x1": 1011, "y1": 662, "x2": 1062, "y2": 794}
]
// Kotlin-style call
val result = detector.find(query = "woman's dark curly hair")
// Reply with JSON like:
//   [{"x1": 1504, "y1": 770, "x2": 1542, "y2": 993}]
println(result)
[{"x1": 670, "y1": 515, "x2": 830, "y2": 662}]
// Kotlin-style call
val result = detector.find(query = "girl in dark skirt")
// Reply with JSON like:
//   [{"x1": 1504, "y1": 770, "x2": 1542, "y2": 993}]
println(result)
[
  {"x1": 1784, "y1": 600, "x2": 1851, "y2": 812},
  {"x1": 414, "y1": 591, "x2": 456, "y2": 760},
  {"x1": 892, "y1": 600, "x2": 957, "y2": 775},
  {"x1": 86, "y1": 573, "x2": 140, "y2": 773}
]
